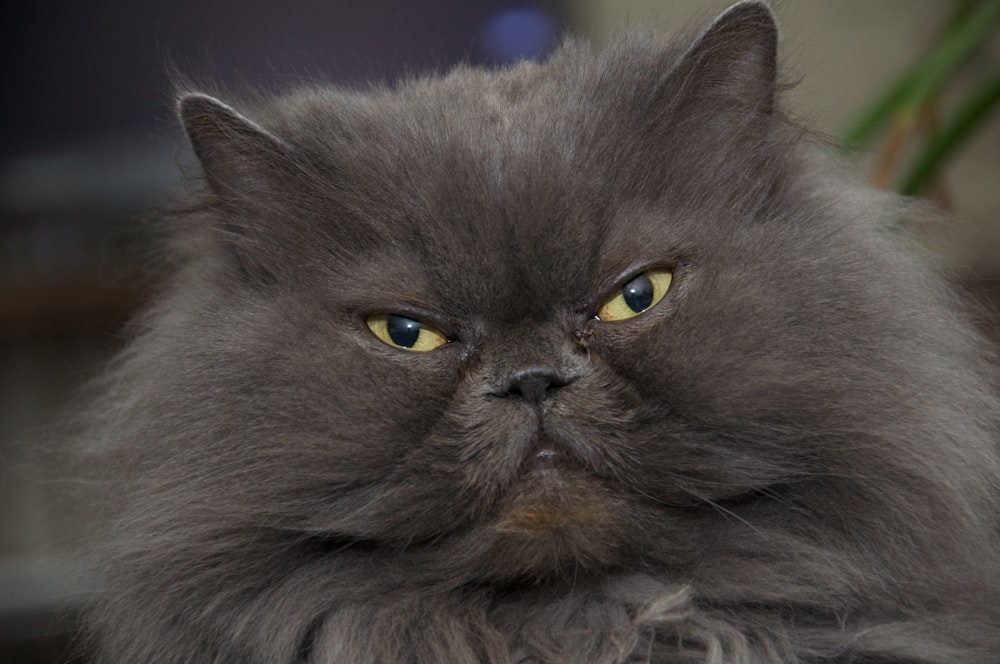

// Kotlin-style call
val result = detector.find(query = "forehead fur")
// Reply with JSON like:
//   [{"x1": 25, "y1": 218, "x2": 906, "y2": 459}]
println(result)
[{"x1": 196, "y1": 29, "x2": 789, "y2": 322}]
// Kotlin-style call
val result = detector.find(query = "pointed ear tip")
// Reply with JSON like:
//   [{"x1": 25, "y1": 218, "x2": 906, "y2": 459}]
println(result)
[
  {"x1": 725, "y1": 0, "x2": 776, "y2": 19},
  {"x1": 719, "y1": 1, "x2": 778, "y2": 31},
  {"x1": 177, "y1": 92, "x2": 226, "y2": 119},
  {"x1": 176, "y1": 93, "x2": 256, "y2": 141},
  {"x1": 706, "y1": 1, "x2": 779, "y2": 65}
]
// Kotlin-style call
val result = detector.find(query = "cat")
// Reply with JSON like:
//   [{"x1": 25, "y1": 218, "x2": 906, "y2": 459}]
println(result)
[{"x1": 75, "y1": 2, "x2": 1000, "y2": 662}]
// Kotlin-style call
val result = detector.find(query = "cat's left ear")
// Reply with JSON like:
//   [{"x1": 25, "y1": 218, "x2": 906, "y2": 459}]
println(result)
[{"x1": 667, "y1": 1, "x2": 778, "y2": 123}]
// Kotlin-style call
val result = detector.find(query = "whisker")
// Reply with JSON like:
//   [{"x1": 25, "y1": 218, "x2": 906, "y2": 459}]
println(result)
[
  {"x1": 694, "y1": 496, "x2": 763, "y2": 537},
  {"x1": 626, "y1": 472, "x2": 765, "y2": 536}
]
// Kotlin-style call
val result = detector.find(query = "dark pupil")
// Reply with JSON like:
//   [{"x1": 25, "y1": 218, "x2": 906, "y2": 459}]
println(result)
[
  {"x1": 622, "y1": 274, "x2": 654, "y2": 313},
  {"x1": 386, "y1": 315, "x2": 422, "y2": 348}
]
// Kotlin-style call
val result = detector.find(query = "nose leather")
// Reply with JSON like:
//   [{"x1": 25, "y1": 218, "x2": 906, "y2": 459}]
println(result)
[{"x1": 503, "y1": 367, "x2": 568, "y2": 404}]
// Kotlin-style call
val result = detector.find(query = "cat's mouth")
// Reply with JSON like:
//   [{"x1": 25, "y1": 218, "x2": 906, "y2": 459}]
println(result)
[
  {"x1": 501, "y1": 427, "x2": 615, "y2": 523},
  {"x1": 478, "y1": 427, "x2": 634, "y2": 579},
  {"x1": 481, "y1": 466, "x2": 631, "y2": 580},
  {"x1": 496, "y1": 467, "x2": 605, "y2": 534},
  {"x1": 519, "y1": 437, "x2": 581, "y2": 475}
]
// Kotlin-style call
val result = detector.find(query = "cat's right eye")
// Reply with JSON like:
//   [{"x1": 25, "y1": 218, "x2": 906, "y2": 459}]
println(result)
[{"x1": 366, "y1": 314, "x2": 449, "y2": 352}]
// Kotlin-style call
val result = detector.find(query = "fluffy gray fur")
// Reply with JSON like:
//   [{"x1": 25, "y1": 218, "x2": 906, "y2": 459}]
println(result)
[{"x1": 76, "y1": 2, "x2": 1000, "y2": 662}]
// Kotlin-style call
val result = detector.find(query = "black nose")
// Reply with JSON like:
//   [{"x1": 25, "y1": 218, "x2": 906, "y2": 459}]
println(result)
[{"x1": 503, "y1": 367, "x2": 568, "y2": 404}]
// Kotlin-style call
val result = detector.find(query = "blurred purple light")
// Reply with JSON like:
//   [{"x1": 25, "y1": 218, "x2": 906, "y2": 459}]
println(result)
[{"x1": 479, "y1": 8, "x2": 558, "y2": 63}]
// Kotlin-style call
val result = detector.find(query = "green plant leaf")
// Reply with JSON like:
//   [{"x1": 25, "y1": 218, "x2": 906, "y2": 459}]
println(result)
[
  {"x1": 842, "y1": 0, "x2": 1000, "y2": 152},
  {"x1": 900, "y1": 70, "x2": 1000, "y2": 195}
]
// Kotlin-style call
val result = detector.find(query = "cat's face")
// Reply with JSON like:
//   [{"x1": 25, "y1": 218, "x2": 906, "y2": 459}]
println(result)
[{"x1": 167, "y1": 4, "x2": 933, "y2": 585}]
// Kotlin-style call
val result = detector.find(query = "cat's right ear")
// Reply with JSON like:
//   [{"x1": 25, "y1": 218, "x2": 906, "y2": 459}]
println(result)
[
  {"x1": 178, "y1": 94, "x2": 300, "y2": 283},
  {"x1": 178, "y1": 93, "x2": 288, "y2": 200}
]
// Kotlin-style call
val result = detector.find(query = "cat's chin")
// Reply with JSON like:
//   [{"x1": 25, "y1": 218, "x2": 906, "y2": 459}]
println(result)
[{"x1": 479, "y1": 467, "x2": 632, "y2": 580}]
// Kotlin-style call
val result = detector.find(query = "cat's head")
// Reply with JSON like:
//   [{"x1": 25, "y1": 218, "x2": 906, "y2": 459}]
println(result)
[{"x1": 125, "y1": 1, "x2": 993, "y2": 591}]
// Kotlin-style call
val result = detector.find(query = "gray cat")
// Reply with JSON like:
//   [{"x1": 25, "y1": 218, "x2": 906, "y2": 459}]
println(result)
[{"x1": 77, "y1": 2, "x2": 1000, "y2": 662}]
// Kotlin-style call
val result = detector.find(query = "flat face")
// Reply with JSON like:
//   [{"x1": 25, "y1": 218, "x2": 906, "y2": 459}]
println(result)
[{"x1": 169, "y1": 29, "x2": 920, "y2": 583}]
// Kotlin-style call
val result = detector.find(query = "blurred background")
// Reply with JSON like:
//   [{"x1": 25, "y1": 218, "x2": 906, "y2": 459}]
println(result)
[{"x1": 1, "y1": 1, "x2": 997, "y2": 661}]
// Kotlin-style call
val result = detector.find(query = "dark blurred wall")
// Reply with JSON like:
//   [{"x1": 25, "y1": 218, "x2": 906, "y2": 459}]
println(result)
[{"x1": 1, "y1": 0, "x2": 561, "y2": 157}]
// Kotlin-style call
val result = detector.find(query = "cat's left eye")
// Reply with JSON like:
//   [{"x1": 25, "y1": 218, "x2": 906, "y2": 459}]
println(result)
[
  {"x1": 366, "y1": 314, "x2": 449, "y2": 352},
  {"x1": 596, "y1": 269, "x2": 673, "y2": 322}
]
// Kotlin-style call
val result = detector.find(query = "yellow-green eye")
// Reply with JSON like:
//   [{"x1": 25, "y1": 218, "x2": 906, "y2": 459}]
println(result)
[
  {"x1": 366, "y1": 314, "x2": 449, "y2": 352},
  {"x1": 596, "y1": 269, "x2": 673, "y2": 322}
]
